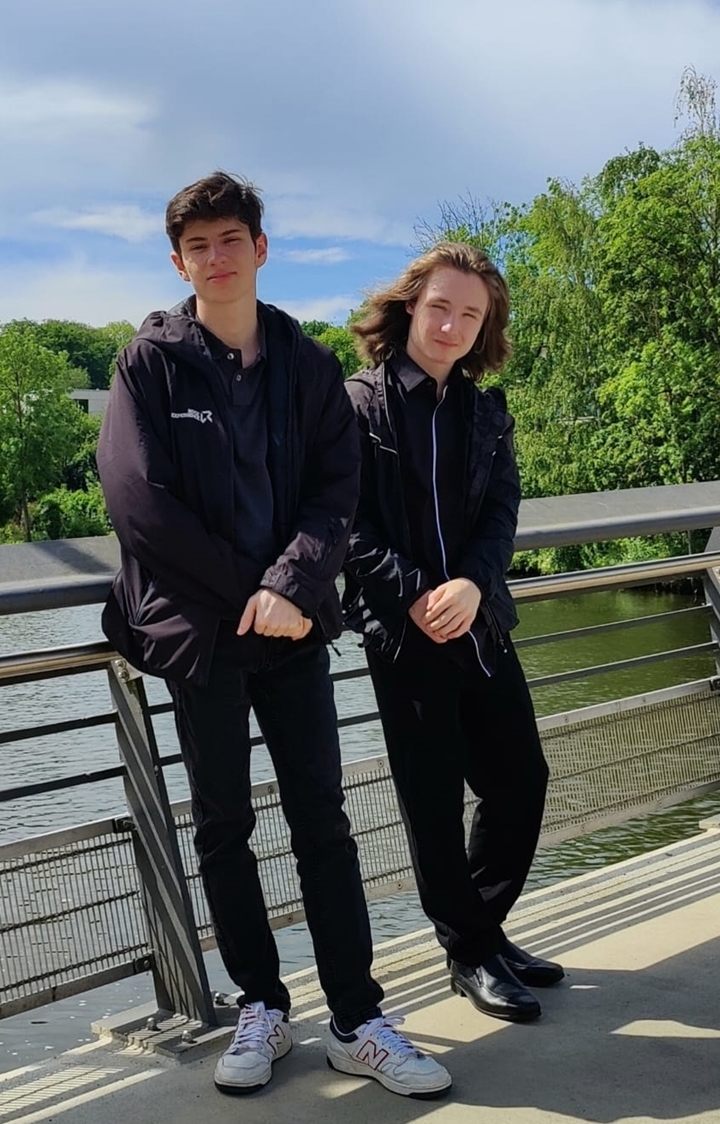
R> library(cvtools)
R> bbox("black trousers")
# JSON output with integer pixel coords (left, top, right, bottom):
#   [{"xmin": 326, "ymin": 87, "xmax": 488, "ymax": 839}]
[
  {"xmin": 367, "ymin": 631, "xmax": 549, "ymax": 966},
  {"xmin": 169, "ymin": 633, "xmax": 384, "ymax": 1027}
]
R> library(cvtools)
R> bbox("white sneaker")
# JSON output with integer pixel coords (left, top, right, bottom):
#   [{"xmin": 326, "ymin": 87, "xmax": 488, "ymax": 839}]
[
  {"xmin": 327, "ymin": 1014, "xmax": 452, "ymax": 1098},
  {"xmin": 214, "ymin": 1001, "xmax": 292, "ymax": 1093}
]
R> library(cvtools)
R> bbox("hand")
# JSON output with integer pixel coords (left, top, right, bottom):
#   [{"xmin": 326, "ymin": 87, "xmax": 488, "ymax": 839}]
[
  {"xmin": 408, "ymin": 590, "xmax": 447, "ymax": 643},
  {"xmin": 424, "ymin": 578, "xmax": 481, "ymax": 641},
  {"xmin": 237, "ymin": 590, "xmax": 313, "ymax": 641}
]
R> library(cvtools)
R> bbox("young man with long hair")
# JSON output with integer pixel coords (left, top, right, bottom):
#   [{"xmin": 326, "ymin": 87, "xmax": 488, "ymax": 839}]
[
  {"xmin": 344, "ymin": 243, "xmax": 563, "ymax": 1024},
  {"xmin": 97, "ymin": 173, "xmax": 451, "ymax": 1099}
]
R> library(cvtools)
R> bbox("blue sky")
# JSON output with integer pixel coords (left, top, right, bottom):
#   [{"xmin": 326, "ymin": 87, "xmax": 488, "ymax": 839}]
[{"xmin": 2, "ymin": 0, "xmax": 720, "ymax": 328}]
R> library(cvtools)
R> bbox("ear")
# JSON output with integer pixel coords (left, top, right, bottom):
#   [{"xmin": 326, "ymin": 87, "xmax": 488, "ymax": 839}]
[
  {"xmin": 405, "ymin": 300, "xmax": 416, "ymax": 316},
  {"xmin": 170, "ymin": 251, "xmax": 190, "ymax": 283},
  {"xmin": 255, "ymin": 232, "xmax": 269, "ymax": 269}
]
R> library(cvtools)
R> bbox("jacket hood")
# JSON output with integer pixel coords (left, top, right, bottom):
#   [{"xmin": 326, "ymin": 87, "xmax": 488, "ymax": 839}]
[{"xmin": 133, "ymin": 296, "xmax": 303, "ymax": 372}]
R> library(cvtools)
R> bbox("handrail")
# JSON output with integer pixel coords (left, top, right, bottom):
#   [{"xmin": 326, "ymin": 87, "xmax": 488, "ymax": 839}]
[
  {"xmin": 2, "ymin": 480, "xmax": 720, "ymax": 616},
  {"xmin": 0, "ymin": 641, "xmax": 114, "ymax": 683},
  {"xmin": 1, "ymin": 551, "xmax": 718, "ymax": 681},
  {"xmin": 511, "ymin": 551, "xmax": 720, "ymax": 602}
]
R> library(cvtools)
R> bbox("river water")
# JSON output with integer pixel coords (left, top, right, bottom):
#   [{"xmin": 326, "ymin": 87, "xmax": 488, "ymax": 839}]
[{"xmin": 2, "ymin": 588, "xmax": 719, "ymax": 1069}]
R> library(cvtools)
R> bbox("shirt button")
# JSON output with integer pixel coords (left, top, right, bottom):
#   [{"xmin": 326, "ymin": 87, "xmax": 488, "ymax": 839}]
[
  {"xmin": 227, "ymin": 352, "xmax": 235, "ymax": 360},
  {"xmin": 235, "ymin": 373, "xmax": 243, "ymax": 382}
]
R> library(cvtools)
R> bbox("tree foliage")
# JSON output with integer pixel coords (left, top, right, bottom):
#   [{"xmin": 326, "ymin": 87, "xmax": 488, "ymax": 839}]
[
  {"xmin": 33, "ymin": 482, "xmax": 112, "ymax": 540},
  {"xmin": 15, "ymin": 318, "xmax": 135, "ymax": 389},
  {"xmin": 301, "ymin": 321, "xmax": 362, "ymax": 378},
  {"xmin": 0, "ymin": 323, "xmax": 89, "ymax": 539}
]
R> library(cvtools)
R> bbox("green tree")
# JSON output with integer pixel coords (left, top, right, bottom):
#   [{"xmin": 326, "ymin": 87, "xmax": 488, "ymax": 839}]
[
  {"xmin": 300, "ymin": 319, "xmax": 332, "ymax": 339},
  {"xmin": 63, "ymin": 413, "xmax": 103, "ymax": 491},
  {"xmin": 33, "ymin": 482, "xmax": 112, "ymax": 540},
  {"xmin": 315, "ymin": 325, "xmax": 362, "ymax": 378},
  {"xmin": 593, "ymin": 134, "xmax": 720, "ymax": 487},
  {"xmin": 16, "ymin": 319, "xmax": 134, "ymax": 389},
  {"xmin": 301, "ymin": 320, "xmax": 362, "ymax": 377},
  {"xmin": 0, "ymin": 323, "xmax": 87, "ymax": 540},
  {"xmin": 100, "ymin": 321, "xmax": 136, "ymax": 382}
]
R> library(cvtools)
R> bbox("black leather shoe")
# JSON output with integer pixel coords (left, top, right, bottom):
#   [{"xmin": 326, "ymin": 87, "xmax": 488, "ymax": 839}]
[
  {"xmin": 499, "ymin": 936, "xmax": 565, "ymax": 987},
  {"xmin": 449, "ymin": 955, "xmax": 541, "ymax": 1022}
]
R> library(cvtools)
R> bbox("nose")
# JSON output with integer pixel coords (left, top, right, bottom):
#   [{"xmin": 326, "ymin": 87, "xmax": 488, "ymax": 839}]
[{"xmin": 206, "ymin": 241, "xmax": 226, "ymax": 264}]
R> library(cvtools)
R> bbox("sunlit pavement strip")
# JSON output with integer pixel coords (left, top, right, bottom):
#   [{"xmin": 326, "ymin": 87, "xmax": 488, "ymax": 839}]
[{"xmin": 1, "ymin": 824, "xmax": 720, "ymax": 1124}]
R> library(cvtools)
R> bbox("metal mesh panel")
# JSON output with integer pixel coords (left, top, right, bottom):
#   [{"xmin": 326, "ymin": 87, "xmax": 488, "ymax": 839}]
[
  {"xmin": 540, "ymin": 688, "xmax": 720, "ymax": 836},
  {"xmin": 342, "ymin": 760, "xmax": 412, "ymax": 892},
  {"xmin": 3, "ymin": 683, "xmax": 720, "ymax": 1016},
  {"xmin": 0, "ymin": 828, "xmax": 145, "ymax": 1012},
  {"xmin": 170, "ymin": 760, "xmax": 412, "ymax": 941}
]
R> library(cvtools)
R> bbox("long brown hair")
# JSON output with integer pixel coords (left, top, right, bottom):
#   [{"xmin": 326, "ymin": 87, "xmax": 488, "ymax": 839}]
[{"xmin": 351, "ymin": 242, "xmax": 510, "ymax": 380}]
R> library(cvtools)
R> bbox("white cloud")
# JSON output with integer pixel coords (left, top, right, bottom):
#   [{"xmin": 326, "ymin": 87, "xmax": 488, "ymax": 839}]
[
  {"xmin": 280, "ymin": 296, "xmax": 356, "ymax": 323},
  {"xmin": 281, "ymin": 247, "xmax": 351, "ymax": 265},
  {"xmin": 0, "ymin": 259, "xmax": 185, "ymax": 327},
  {"xmin": 0, "ymin": 79, "xmax": 151, "ymax": 132},
  {"xmin": 32, "ymin": 205, "xmax": 163, "ymax": 243},
  {"xmin": 268, "ymin": 197, "xmax": 411, "ymax": 245},
  {"xmin": 0, "ymin": 76, "xmax": 158, "ymax": 205}
]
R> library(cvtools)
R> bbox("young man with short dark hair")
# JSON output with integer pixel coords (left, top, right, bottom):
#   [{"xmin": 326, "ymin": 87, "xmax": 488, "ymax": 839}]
[
  {"xmin": 344, "ymin": 243, "xmax": 563, "ymax": 1025},
  {"xmin": 97, "ymin": 172, "xmax": 451, "ymax": 1099}
]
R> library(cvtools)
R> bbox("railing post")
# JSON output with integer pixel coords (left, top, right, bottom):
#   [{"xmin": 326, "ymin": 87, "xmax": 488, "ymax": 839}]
[
  {"xmin": 107, "ymin": 658, "xmax": 217, "ymax": 1026},
  {"xmin": 703, "ymin": 528, "xmax": 720, "ymax": 679}
]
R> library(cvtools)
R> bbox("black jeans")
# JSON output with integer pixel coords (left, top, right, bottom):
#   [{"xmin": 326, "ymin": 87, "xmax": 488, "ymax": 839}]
[
  {"xmin": 367, "ymin": 631, "xmax": 549, "ymax": 966},
  {"xmin": 169, "ymin": 633, "xmax": 383, "ymax": 1027}
]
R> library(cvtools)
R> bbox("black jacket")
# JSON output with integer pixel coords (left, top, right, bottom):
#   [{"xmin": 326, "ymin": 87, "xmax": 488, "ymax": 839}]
[
  {"xmin": 97, "ymin": 299, "xmax": 360, "ymax": 685},
  {"xmin": 342, "ymin": 363, "xmax": 520, "ymax": 664}
]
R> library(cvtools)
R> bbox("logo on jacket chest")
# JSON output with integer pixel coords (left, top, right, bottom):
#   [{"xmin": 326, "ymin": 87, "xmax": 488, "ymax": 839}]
[{"xmin": 170, "ymin": 408, "xmax": 213, "ymax": 424}]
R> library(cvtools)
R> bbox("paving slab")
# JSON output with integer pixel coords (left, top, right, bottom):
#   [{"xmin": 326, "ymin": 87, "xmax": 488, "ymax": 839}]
[{"xmin": 2, "ymin": 827, "xmax": 720, "ymax": 1124}]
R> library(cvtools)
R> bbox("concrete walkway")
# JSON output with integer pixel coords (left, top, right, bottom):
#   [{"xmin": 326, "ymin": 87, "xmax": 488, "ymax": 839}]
[{"xmin": 2, "ymin": 824, "xmax": 720, "ymax": 1124}]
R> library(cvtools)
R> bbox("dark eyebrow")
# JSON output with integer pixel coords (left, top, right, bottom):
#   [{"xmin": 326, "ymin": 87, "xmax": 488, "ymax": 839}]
[
  {"xmin": 430, "ymin": 297, "xmax": 483, "ymax": 315},
  {"xmin": 185, "ymin": 226, "xmax": 244, "ymax": 245}
]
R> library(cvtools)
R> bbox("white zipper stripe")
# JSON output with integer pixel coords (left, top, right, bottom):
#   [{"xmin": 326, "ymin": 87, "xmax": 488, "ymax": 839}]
[
  {"xmin": 431, "ymin": 387, "xmax": 490, "ymax": 677},
  {"xmin": 431, "ymin": 389, "xmax": 450, "ymax": 582}
]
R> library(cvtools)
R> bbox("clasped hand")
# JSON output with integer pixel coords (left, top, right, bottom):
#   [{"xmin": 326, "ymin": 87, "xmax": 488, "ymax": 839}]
[
  {"xmin": 238, "ymin": 590, "xmax": 312, "ymax": 641},
  {"xmin": 409, "ymin": 578, "xmax": 481, "ymax": 643}
]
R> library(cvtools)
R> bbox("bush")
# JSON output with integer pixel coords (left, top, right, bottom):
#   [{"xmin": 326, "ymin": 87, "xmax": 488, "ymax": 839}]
[
  {"xmin": 0, "ymin": 521, "xmax": 26, "ymax": 543},
  {"xmin": 32, "ymin": 483, "xmax": 112, "ymax": 540}
]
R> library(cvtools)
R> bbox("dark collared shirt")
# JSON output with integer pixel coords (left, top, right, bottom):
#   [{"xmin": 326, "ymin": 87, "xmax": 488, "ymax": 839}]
[
  {"xmin": 200, "ymin": 319, "xmax": 277, "ymax": 569},
  {"xmin": 390, "ymin": 351, "xmax": 468, "ymax": 588}
]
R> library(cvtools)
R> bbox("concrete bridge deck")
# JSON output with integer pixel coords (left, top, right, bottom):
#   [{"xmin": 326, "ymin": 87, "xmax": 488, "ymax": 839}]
[{"xmin": 2, "ymin": 822, "xmax": 720, "ymax": 1124}]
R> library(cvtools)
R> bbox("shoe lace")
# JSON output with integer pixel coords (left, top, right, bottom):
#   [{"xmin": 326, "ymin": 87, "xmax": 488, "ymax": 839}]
[
  {"xmin": 228, "ymin": 1001, "xmax": 270, "ymax": 1054},
  {"xmin": 359, "ymin": 1015, "xmax": 421, "ymax": 1059}
]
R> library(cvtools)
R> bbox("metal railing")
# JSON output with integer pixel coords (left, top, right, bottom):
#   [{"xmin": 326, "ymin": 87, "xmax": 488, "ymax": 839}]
[{"xmin": 3, "ymin": 481, "xmax": 720, "ymax": 1025}]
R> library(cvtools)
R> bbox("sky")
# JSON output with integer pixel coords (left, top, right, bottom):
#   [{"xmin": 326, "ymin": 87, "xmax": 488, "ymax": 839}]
[{"xmin": 2, "ymin": 0, "xmax": 720, "ymax": 328}]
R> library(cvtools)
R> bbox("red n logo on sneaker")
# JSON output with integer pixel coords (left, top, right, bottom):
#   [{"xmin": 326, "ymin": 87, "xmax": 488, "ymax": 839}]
[
  {"xmin": 267, "ymin": 1024, "xmax": 286, "ymax": 1051},
  {"xmin": 356, "ymin": 1041, "xmax": 390, "ymax": 1070}
]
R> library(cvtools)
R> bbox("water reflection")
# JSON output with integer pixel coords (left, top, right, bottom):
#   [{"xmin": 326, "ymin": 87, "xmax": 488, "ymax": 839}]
[{"xmin": 0, "ymin": 588, "xmax": 714, "ymax": 843}]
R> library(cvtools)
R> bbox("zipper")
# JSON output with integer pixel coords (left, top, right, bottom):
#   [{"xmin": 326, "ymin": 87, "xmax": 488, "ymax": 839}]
[
  {"xmin": 431, "ymin": 387, "xmax": 490, "ymax": 677},
  {"xmin": 431, "ymin": 388, "xmax": 451, "ymax": 582}
]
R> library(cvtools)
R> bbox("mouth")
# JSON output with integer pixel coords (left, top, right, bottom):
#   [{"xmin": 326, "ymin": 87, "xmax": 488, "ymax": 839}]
[{"xmin": 207, "ymin": 271, "xmax": 236, "ymax": 282}]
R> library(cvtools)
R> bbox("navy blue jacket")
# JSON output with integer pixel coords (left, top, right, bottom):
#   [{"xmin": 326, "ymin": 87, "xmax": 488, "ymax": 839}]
[
  {"xmin": 97, "ymin": 300, "xmax": 359, "ymax": 684},
  {"xmin": 342, "ymin": 363, "xmax": 520, "ymax": 665}
]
